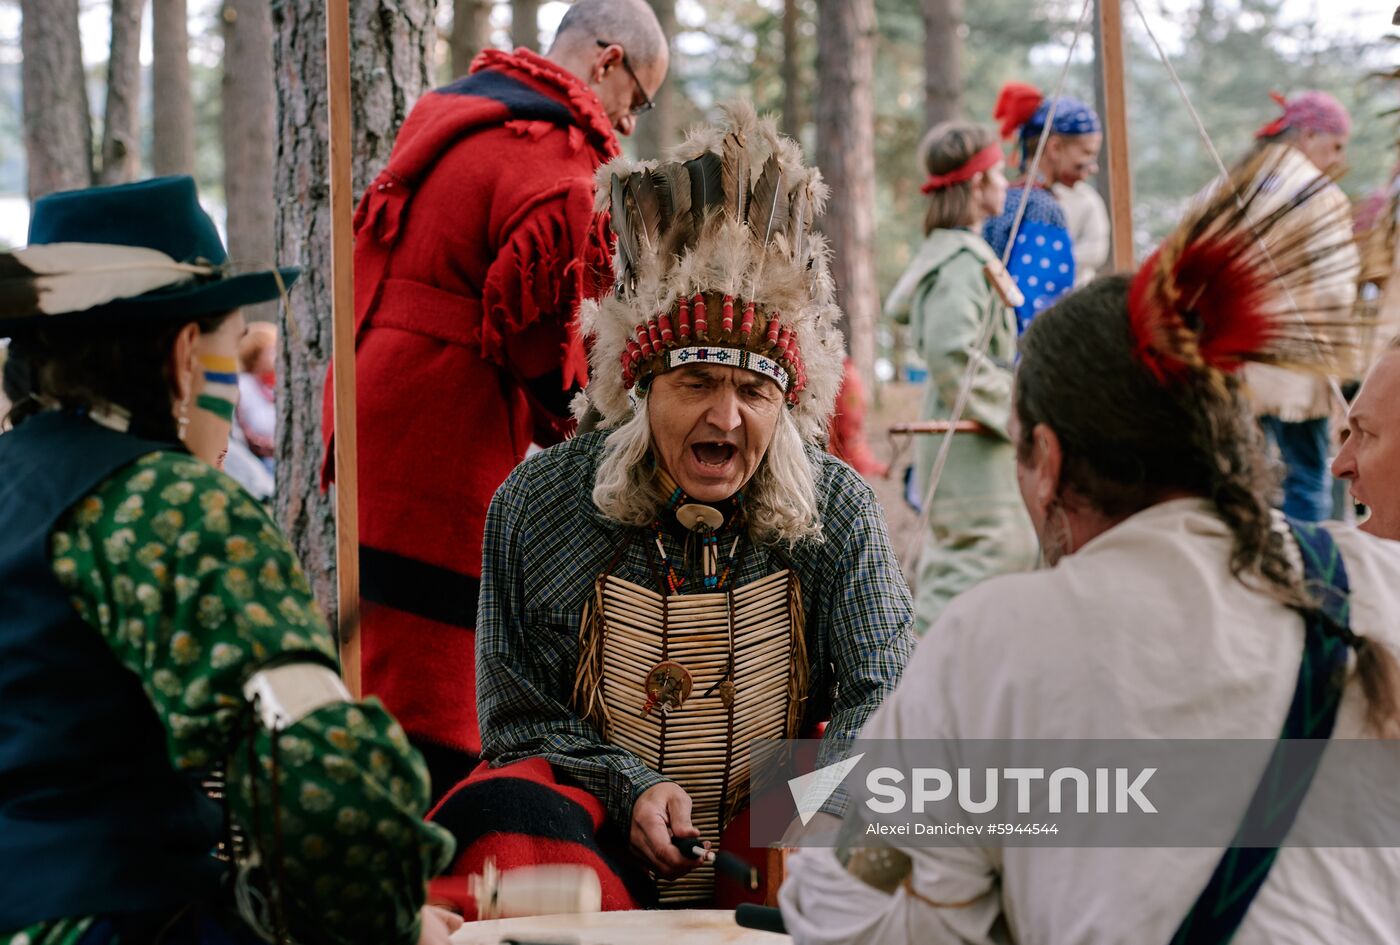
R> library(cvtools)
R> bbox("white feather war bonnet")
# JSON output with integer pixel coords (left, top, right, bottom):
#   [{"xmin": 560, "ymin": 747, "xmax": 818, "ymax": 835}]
[{"xmin": 577, "ymin": 102, "xmax": 845, "ymax": 441}]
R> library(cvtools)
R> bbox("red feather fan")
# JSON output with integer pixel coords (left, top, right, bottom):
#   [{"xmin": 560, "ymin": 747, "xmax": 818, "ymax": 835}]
[
  {"xmin": 1128, "ymin": 238, "xmax": 1276, "ymax": 384},
  {"xmin": 1126, "ymin": 146, "xmax": 1360, "ymax": 388}
]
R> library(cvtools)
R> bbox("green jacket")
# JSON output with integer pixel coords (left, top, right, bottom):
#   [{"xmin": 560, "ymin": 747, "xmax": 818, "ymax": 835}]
[
  {"xmin": 886, "ymin": 228, "xmax": 1022, "ymax": 507},
  {"xmin": 886, "ymin": 228, "xmax": 1036, "ymax": 633}
]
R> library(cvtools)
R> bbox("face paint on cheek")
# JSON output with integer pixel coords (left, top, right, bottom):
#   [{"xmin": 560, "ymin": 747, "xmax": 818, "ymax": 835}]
[{"xmin": 196, "ymin": 354, "xmax": 239, "ymax": 423}]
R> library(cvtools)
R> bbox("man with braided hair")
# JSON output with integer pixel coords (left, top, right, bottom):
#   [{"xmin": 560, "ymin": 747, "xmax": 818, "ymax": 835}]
[{"xmin": 781, "ymin": 149, "xmax": 1400, "ymax": 944}]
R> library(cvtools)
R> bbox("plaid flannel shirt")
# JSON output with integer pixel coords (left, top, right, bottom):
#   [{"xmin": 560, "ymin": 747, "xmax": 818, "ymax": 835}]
[{"xmin": 475, "ymin": 431, "xmax": 913, "ymax": 830}]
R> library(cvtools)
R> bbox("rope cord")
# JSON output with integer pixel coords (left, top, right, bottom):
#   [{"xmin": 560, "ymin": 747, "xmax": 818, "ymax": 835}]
[{"xmin": 904, "ymin": 0, "xmax": 1096, "ymax": 562}]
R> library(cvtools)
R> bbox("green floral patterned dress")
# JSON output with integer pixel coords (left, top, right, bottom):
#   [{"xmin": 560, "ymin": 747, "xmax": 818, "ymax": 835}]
[{"xmin": 1, "ymin": 451, "xmax": 454, "ymax": 945}]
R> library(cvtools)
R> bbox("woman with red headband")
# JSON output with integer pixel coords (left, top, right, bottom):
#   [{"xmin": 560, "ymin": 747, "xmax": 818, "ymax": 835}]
[{"xmin": 885, "ymin": 121, "xmax": 1037, "ymax": 634}]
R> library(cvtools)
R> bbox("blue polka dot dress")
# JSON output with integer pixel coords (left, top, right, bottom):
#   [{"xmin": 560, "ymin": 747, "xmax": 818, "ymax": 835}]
[{"xmin": 982, "ymin": 185, "xmax": 1076, "ymax": 333}]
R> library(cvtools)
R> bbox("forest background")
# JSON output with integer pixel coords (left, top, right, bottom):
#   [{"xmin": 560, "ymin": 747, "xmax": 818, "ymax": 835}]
[{"xmin": 4, "ymin": 0, "xmax": 1396, "ymax": 616}]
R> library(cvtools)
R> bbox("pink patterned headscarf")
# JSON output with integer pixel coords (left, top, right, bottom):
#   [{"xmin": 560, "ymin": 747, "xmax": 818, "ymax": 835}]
[{"xmin": 1255, "ymin": 90, "xmax": 1351, "ymax": 139}]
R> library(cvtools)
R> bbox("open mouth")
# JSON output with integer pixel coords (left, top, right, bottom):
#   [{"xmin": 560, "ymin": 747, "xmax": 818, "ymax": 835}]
[{"xmin": 691, "ymin": 441, "xmax": 737, "ymax": 469}]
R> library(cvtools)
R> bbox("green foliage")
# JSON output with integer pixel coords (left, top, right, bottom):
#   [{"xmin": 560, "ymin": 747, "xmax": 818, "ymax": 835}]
[{"xmin": 667, "ymin": 0, "xmax": 1399, "ymax": 301}]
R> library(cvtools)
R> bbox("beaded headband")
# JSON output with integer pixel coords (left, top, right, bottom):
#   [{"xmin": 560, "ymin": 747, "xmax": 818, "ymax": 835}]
[{"xmin": 621, "ymin": 290, "xmax": 804, "ymax": 404}]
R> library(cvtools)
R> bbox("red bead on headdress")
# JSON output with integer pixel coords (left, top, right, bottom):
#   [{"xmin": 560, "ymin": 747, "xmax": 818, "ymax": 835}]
[
  {"xmin": 739, "ymin": 300, "xmax": 756, "ymax": 340},
  {"xmin": 677, "ymin": 295, "xmax": 692, "ymax": 341}
]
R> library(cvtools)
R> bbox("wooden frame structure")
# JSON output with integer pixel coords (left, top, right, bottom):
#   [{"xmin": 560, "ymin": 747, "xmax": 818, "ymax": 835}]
[
  {"xmin": 1098, "ymin": 0, "xmax": 1135, "ymax": 271},
  {"xmin": 325, "ymin": 0, "xmax": 360, "ymax": 696}
]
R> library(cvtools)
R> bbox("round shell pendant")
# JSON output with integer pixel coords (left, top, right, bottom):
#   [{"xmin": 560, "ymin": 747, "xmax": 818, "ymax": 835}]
[{"xmin": 675, "ymin": 503, "xmax": 725, "ymax": 532}]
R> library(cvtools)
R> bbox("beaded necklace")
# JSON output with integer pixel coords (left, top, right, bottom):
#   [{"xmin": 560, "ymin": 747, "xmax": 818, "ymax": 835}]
[{"xmin": 652, "ymin": 468, "xmax": 745, "ymax": 592}]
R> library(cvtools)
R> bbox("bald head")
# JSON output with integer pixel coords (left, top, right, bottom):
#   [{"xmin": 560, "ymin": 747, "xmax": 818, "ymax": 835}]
[
  {"xmin": 548, "ymin": 0, "xmax": 668, "ymax": 137},
  {"xmin": 551, "ymin": 0, "xmax": 667, "ymax": 68}
]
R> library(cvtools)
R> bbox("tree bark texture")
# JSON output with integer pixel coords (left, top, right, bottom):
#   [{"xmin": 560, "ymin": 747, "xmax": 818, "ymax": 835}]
[
  {"xmin": 153, "ymin": 0, "xmax": 196, "ymax": 176},
  {"xmin": 100, "ymin": 0, "xmax": 145, "ymax": 184},
  {"xmin": 272, "ymin": 0, "xmax": 435, "ymax": 624},
  {"xmin": 631, "ymin": 0, "xmax": 676, "ymax": 159},
  {"xmin": 814, "ymin": 0, "xmax": 877, "ymax": 387},
  {"xmin": 20, "ymin": 0, "xmax": 91, "ymax": 201},
  {"xmin": 222, "ymin": 0, "xmax": 277, "ymax": 321},
  {"xmin": 511, "ymin": 0, "xmax": 540, "ymax": 52},
  {"xmin": 922, "ymin": 0, "xmax": 963, "ymax": 131},
  {"xmin": 781, "ymin": 0, "xmax": 802, "ymax": 139},
  {"xmin": 451, "ymin": 0, "xmax": 495, "ymax": 78}
]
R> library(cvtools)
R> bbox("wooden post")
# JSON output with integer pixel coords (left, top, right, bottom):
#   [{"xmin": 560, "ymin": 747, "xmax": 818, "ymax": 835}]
[
  {"xmin": 325, "ymin": 0, "xmax": 361, "ymax": 697},
  {"xmin": 1097, "ymin": 0, "xmax": 1134, "ymax": 271}
]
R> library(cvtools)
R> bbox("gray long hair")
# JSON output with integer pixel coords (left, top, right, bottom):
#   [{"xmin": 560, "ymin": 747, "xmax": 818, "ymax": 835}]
[{"xmin": 591, "ymin": 399, "xmax": 823, "ymax": 545}]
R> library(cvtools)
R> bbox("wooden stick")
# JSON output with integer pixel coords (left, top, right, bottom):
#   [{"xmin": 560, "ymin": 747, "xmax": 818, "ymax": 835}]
[
  {"xmin": 1098, "ymin": 0, "xmax": 1135, "ymax": 271},
  {"xmin": 325, "ymin": 0, "xmax": 359, "ymax": 697},
  {"xmin": 887, "ymin": 420, "xmax": 987, "ymax": 436}
]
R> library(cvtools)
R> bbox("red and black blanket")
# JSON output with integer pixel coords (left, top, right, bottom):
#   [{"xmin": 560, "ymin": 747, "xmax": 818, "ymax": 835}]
[{"xmin": 427, "ymin": 759, "xmax": 770, "ymax": 918}]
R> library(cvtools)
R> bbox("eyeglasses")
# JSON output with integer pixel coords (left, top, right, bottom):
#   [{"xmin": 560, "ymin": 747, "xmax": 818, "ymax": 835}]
[{"xmin": 596, "ymin": 39, "xmax": 655, "ymax": 117}]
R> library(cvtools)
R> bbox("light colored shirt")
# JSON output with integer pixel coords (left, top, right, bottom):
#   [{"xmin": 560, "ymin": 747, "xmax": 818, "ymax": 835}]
[
  {"xmin": 1052, "ymin": 181, "xmax": 1110, "ymax": 286},
  {"xmin": 782, "ymin": 499, "xmax": 1400, "ymax": 945}
]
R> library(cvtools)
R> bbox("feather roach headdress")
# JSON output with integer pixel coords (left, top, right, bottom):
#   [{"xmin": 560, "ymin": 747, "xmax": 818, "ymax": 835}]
[
  {"xmin": 1128, "ymin": 144, "xmax": 1361, "ymax": 387},
  {"xmin": 577, "ymin": 102, "xmax": 845, "ymax": 441}
]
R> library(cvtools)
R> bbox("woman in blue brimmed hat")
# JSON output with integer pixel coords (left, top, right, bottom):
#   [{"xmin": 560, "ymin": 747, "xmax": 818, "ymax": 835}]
[{"xmin": 0, "ymin": 177, "xmax": 459, "ymax": 945}]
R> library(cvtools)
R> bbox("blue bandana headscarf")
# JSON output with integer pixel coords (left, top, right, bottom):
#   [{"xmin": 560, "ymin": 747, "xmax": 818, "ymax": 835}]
[
  {"xmin": 995, "ymin": 83, "xmax": 1101, "ymax": 161},
  {"xmin": 1024, "ymin": 95, "xmax": 1100, "ymax": 141},
  {"xmin": 1020, "ymin": 96, "xmax": 1101, "ymax": 163}
]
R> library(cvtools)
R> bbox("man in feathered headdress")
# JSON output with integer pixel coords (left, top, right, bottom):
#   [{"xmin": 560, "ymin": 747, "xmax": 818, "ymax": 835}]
[
  {"xmin": 425, "ymin": 104, "xmax": 913, "ymax": 915},
  {"xmin": 983, "ymin": 82, "xmax": 1103, "ymax": 331},
  {"xmin": 320, "ymin": 0, "xmax": 667, "ymax": 799},
  {"xmin": 1239, "ymin": 90, "xmax": 1359, "ymax": 522}
]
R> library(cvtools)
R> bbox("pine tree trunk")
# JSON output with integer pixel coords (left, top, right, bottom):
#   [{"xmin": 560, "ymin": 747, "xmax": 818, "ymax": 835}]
[
  {"xmin": 781, "ymin": 0, "xmax": 802, "ymax": 139},
  {"xmin": 814, "ymin": 0, "xmax": 877, "ymax": 388},
  {"xmin": 511, "ymin": 0, "xmax": 539, "ymax": 52},
  {"xmin": 222, "ymin": 0, "xmax": 277, "ymax": 321},
  {"xmin": 100, "ymin": 0, "xmax": 144, "ymax": 184},
  {"xmin": 153, "ymin": 0, "xmax": 195, "ymax": 176},
  {"xmin": 272, "ymin": 0, "xmax": 436, "ymax": 623},
  {"xmin": 922, "ymin": 0, "xmax": 963, "ymax": 130},
  {"xmin": 20, "ymin": 0, "xmax": 91, "ymax": 201},
  {"xmin": 451, "ymin": 0, "xmax": 495, "ymax": 78},
  {"xmin": 632, "ymin": 0, "xmax": 676, "ymax": 159}
]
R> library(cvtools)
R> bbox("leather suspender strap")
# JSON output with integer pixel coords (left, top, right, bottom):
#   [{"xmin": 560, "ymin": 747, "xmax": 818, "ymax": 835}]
[{"xmin": 1170, "ymin": 521, "xmax": 1353, "ymax": 945}]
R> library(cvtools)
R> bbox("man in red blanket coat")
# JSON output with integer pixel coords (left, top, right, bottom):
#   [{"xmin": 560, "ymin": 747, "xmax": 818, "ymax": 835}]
[{"xmin": 322, "ymin": 0, "xmax": 668, "ymax": 799}]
